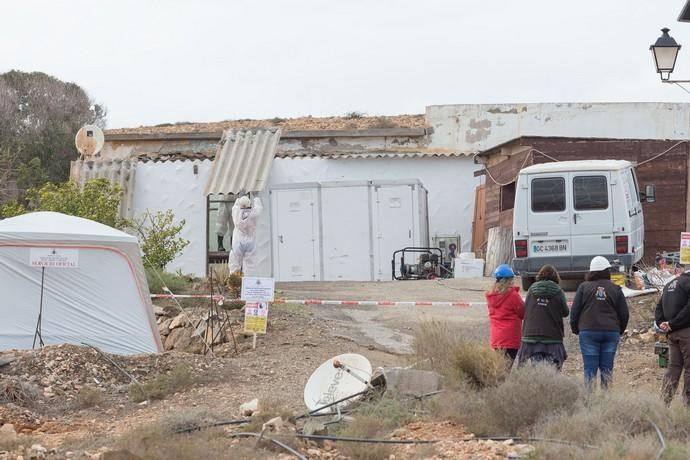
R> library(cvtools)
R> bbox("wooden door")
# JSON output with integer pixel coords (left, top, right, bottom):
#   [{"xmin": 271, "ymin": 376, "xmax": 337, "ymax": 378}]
[{"xmin": 472, "ymin": 184, "xmax": 487, "ymax": 256}]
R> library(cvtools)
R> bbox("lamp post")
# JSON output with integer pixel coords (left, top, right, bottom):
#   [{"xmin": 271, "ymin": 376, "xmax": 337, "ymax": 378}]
[{"xmin": 651, "ymin": 28, "xmax": 690, "ymax": 83}]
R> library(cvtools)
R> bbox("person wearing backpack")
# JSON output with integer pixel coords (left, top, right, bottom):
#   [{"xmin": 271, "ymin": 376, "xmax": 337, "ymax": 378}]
[
  {"xmin": 570, "ymin": 256, "xmax": 629, "ymax": 389},
  {"xmin": 517, "ymin": 264, "xmax": 569, "ymax": 369},
  {"xmin": 486, "ymin": 264, "xmax": 525, "ymax": 364},
  {"xmin": 656, "ymin": 270, "xmax": 690, "ymax": 406}
]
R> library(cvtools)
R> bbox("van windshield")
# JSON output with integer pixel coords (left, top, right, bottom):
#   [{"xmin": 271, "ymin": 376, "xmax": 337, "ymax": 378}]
[{"xmin": 531, "ymin": 177, "xmax": 565, "ymax": 212}]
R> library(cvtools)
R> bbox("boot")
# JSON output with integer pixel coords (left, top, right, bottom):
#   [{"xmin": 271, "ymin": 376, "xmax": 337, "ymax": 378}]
[{"xmin": 217, "ymin": 235, "xmax": 226, "ymax": 252}]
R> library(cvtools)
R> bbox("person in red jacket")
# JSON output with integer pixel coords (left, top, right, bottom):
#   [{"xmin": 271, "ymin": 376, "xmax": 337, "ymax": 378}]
[{"xmin": 486, "ymin": 264, "xmax": 525, "ymax": 363}]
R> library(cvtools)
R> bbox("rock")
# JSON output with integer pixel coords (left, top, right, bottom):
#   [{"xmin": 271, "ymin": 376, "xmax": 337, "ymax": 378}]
[
  {"xmin": 29, "ymin": 444, "xmax": 47, "ymax": 460},
  {"xmin": 240, "ymin": 398, "xmax": 259, "ymax": 416},
  {"xmin": 302, "ymin": 420, "xmax": 328, "ymax": 436},
  {"xmin": 262, "ymin": 416, "xmax": 288, "ymax": 433},
  {"xmin": 164, "ymin": 327, "xmax": 188, "ymax": 350},
  {"xmin": 99, "ymin": 450, "xmax": 142, "ymax": 460},
  {"xmin": 640, "ymin": 331, "xmax": 657, "ymax": 344},
  {"xmin": 168, "ymin": 314, "xmax": 186, "ymax": 330},
  {"xmin": 158, "ymin": 319, "xmax": 173, "ymax": 337},
  {"xmin": 153, "ymin": 306, "xmax": 165, "ymax": 316},
  {"xmin": 0, "ymin": 424, "xmax": 17, "ymax": 444},
  {"xmin": 374, "ymin": 368, "xmax": 442, "ymax": 397}
]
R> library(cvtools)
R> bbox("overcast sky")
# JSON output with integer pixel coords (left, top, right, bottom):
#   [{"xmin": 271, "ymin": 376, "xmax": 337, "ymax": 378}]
[{"xmin": 2, "ymin": 1, "xmax": 689, "ymax": 128}]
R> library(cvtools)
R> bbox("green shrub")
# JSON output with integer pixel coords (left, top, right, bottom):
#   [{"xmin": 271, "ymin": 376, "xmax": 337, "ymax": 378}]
[
  {"xmin": 131, "ymin": 210, "xmax": 189, "ymax": 270},
  {"xmin": 146, "ymin": 267, "xmax": 195, "ymax": 294}
]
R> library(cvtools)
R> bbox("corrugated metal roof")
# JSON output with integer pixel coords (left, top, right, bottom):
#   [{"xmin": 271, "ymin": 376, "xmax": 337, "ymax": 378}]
[
  {"xmin": 204, "ymin": 129, "xmax": 281, "ymax": 195},
  {"xmin": 274, "ymin": 149, "xmax": 469, "ymax": 159},
  {"xmin": 69, "ymin": 158, "xmax": 137, "ymax": 219}
]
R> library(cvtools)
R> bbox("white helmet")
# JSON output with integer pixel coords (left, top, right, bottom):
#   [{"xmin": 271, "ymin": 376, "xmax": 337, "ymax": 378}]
[
  {"xmin": 236, "ymin": 196, "xmax": 251, "ymax": 208},
  {"xmin": 589, "ymin": 256, "xmax": 611, "ymax": 272}
]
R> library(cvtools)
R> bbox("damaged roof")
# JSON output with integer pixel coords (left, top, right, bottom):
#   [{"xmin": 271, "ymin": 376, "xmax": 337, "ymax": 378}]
[{"xmin": 105, "ymin": 114, "xmax": 427, "ymax": 135}]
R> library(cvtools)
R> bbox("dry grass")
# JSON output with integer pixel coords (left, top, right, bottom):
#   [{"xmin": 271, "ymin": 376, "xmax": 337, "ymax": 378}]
[
  {"xmin": 0, "ymin": 379, "xmax": 41, "ymax": 407},
  {"xmin": 413, "ymin": 320, "xmax": 508, "ymax": 388},
  {"xmin": 111, "ymin": 411, "xmax": 265, "ymax": 460},
  {"xmin": 129, "ymin": 365, "xmax": 196, "ymax": 402},
  {"xmin": 336, "ymin": 416, "xmax": 394, "ymax": 460},
  {"xmin": 75, "ymin": 385, "xmax": 103, "ymax": 409},
  {"xmin": 434, "ymin": 364, "xmax": 581, "ymax": 437}
]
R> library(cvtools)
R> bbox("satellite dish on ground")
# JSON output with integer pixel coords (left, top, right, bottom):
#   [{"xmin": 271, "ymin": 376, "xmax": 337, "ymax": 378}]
[
  {"xmin": 303, "ymin": 353, "xmax": 372, "ymax": 414},
  {"xmin": 75, "ymin": 125, "xmax": 105, "ymax": 157}
]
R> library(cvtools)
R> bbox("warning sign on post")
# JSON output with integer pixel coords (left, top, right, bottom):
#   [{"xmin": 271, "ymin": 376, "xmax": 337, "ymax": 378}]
[
  {"xmin": 241, "ymin": 277, "xmax": 275, "ymax": 302},
  {"xmin": 29, "ymin": 248, "xmax": 79, "ymax": 268},
  {"xmin": 244, "ymin": 302, "xmax": 269, "ymax": 334},
  {"xmin": 681, "ymin": 233, "xmax": 690, "ymax": 265}
]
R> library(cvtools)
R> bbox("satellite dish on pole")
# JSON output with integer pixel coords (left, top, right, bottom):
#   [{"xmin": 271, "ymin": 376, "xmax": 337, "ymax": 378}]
[
  {"xmin": 75, "ymin": 125, "xmax": 105, "ymax": 157},
  {"xmin": 303, "ymin": 353, "xmax": 372, "ymax": 414}
]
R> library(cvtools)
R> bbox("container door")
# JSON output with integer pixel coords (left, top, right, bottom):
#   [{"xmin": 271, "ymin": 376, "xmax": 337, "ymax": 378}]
[
  {"xmin": 526, "ymin": 174, "xmax": 571, "ymax": 260},
  {"xmin": 272, "ymin": 189, "xmax": 320, "ymax": 281},
  {"xmin": 321, "ymin": 186, "xmax": 372, "ymax": 281},
  {"xmin": 570, "ymin": 171, "xmax": 613, "ymax": 257},
  {"xmin": 373, "ymin": 185, "xmax": 415, "ymax": 280}
]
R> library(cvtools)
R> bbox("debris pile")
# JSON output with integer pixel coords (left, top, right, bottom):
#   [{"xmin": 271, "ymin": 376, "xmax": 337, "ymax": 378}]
[
  {"xmin": 155, "ymin": 306, "xmax": 242, "ymax": 354},
  {"xmin": 0, "ymin": 344, "xmax": 224, "ymax": 412}
]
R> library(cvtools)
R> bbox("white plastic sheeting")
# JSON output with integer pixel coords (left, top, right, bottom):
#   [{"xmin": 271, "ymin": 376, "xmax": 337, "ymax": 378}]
[
  {"xmin": 132, "ymin": 160, "xmax": 213, "ymax": 275},
  {"xmin": 0, "ymin": 212, "xmax": 162, "ymax": 355}
]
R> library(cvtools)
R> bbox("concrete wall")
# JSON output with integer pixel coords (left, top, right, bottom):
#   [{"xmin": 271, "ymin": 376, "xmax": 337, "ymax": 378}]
[{"xmin": 426, "ymin": 102, "xmax": 690, "ymax": 153}]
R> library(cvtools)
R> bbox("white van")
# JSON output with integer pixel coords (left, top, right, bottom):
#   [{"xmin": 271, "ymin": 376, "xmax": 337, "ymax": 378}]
[{"xmin": 512, "ymin": 160, "xmax": 655, "ymax": 290}]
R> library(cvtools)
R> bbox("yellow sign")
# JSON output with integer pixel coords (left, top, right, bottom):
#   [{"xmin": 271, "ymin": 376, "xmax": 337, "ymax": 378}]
[
  {"xmin": 244, "ymin": 302, "xmax": 268, "ymax": 334},
  {"xmin": 681, "ymin": 233, "xmax": 690, "ymax": 265}
]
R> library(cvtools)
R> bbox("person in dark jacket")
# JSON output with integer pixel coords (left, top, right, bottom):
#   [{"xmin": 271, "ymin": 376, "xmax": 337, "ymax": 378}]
[
  {"xmin": 486, "ymin": 264, "xmax": 525, "ymax": 364},
  {"xmin": 570, "ymin": 256, "xmax": 629, "ymax": 389},
  {"xmin": 516, "ymin": 265, "xmax": 569, "ymax": 369},
  {"xmin": 656, "ymin": 271, "xmax": 690, "ymax": 405}
]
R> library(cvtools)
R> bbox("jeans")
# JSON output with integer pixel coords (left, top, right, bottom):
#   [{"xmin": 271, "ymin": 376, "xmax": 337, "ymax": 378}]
[
  {"xmin": 661, "ymin": 327, "xmax": 690, "ymax": 406},
  {"xmin": 578, "ymin": 330, "xmax": 620, "ymax": 389}
]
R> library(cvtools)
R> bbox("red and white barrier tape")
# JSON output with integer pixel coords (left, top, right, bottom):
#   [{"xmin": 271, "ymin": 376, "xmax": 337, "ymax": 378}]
[
  {"xmin": 151, "ymin": 294, "xmax": 225, "ymax": 301},
  {"xmin": 274, "ymin": 299, "xmax": 477, "ymax": 307},
  {"xmin": 150, "ymin": 294, "xmax": 478, "ymax": 307}
]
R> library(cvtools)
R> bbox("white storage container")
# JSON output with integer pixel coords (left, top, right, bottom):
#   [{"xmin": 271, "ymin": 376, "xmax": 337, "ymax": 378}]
[
  {"xmin": 454, "ymin": 258, "xmax": 485, "ymax": 278},
  {"xmin": 270, "ymin": 180, "xmax": 429, "ymax": 281}
]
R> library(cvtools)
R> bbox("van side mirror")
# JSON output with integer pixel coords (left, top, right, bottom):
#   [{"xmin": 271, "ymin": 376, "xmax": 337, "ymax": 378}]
[{"xmin": 641, "ymin": 184, "xmax": 656, "ymax": 203}]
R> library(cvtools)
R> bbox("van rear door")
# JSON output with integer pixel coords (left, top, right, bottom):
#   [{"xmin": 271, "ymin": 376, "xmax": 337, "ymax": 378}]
[
  {"xmin": 526, "ymin": 174, "xmax": 570, "ymax": 264},
  {"xmin": 570, "ymin": 172, "xmax": 614, "ymax": 260}
]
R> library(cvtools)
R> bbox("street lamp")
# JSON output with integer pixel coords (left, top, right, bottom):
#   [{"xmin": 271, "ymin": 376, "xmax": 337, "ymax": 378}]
[{"xmin": 651, "ymin": 28, "xmax": 690, "ymax": 82}]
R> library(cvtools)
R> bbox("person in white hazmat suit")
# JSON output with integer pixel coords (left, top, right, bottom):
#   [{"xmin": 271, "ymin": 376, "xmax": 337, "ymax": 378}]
[
  {"xmin": 215, "ymin": 201, "xmax": 232, "ymax": 252},
  {"xmin": 227, "ymin": 195, "xmax": 263, "ymax": 273}
]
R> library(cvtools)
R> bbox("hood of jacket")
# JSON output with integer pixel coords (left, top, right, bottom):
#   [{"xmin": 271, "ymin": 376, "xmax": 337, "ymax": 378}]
[
  {"xmin": 528, "ymin": 280, "xmax": 562, "ymax": 298},
  {"xmin": 486, "ymin": 286, "xmax": 520, "ymax": 308}
]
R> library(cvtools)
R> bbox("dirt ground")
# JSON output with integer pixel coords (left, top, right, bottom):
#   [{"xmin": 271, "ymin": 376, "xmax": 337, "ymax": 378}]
[{"xmin": 0, "ymin": 277, "xmax": 666, "ymax": 458}]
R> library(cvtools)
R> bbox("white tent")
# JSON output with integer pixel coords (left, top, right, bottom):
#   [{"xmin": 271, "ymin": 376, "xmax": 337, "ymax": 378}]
[{"xmin": 0, "ymin": 212, "xmax": 163, "ymax": 355}]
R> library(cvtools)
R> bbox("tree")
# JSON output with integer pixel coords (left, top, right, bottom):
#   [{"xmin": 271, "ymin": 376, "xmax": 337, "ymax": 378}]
[
  {"xmin": 0, "ymin": 70, "xmax": 106, "ymax": 200},
  {"xmin": 26, "ymin": 178, "xmax": 123, "ymax": 228}
]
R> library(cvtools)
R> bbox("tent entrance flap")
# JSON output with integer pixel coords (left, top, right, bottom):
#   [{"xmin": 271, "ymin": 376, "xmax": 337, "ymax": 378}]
[{"xmin": 204, "ymin": 129, "xmax": 281, "ymax": 196}]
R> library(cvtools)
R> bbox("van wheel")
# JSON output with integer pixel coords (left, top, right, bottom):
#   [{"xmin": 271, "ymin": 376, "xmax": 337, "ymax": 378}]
[{"xmin": 521, "ymin": 276, "xmax": 535, "ymax": 291}]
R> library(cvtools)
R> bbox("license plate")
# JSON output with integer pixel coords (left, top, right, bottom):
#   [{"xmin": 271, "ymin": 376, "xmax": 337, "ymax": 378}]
[{"xmin": 532, "ymin": 241, "xmax": 568, "ymax": 255}]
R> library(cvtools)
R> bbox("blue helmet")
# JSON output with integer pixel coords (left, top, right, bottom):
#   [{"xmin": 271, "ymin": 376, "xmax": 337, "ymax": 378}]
[{"xmin": 494, "ymin": 264, "xmax": 515, "ymax": 279}]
